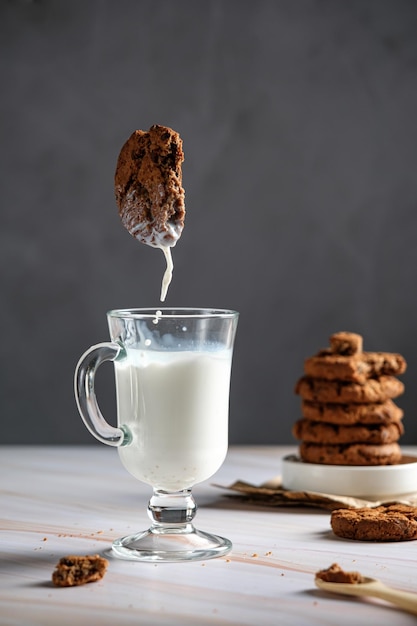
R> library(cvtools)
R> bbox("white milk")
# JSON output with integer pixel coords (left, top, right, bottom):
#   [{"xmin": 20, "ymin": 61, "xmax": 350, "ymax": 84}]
[
  {"xmin": 115, "ymin": 347, "xmax": 232, "ymax": 491},
  {"xmin": 158, "ymin": 245, "xmax": 173, "ymax": 302}
]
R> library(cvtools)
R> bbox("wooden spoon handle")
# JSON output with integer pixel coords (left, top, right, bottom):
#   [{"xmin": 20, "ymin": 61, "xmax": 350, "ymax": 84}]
[{"xmin": 370, "ymin": 583, "xmax": 417, "ymax": 616}]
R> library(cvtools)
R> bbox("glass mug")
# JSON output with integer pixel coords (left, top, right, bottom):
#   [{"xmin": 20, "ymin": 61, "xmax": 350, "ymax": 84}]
[{"xmin": 74, "ymin": 308, "xmax": 239, "ymax": 562}]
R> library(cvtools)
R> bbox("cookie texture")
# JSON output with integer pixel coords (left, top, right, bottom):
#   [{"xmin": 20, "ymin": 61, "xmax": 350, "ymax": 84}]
[
  {"xmin": 115, "ymin": 125, "xmax": 185, "ymax": 247},
  {"xmin": 304, "ymin": 352, "xmax": 406, "ymax": 384},
  {"xmin": 329, "ymin": 332, "xmax": 363, "ymax": 355},
  {"xmin": 295, "ymin": 375, "xmax": 404, "ymax": 404},
  {"xmin": 299, "ymin": 442, "xmax": 402, "ymax": 466},
  {"xmin": 293, "ymin": 419, "xmax": 403, "ymax": 445},
  {"xmin": 316, "ymin": 562, "xmax": 363, "ymax": 583},
  {"xmin": 52, "ymin": 555, "xmax": 108, "ymax": 587},
  {"xmin": 301, "ymin": 399, "xmax": 403, "ymax": 425},
  {"xmin": 331, "ymin": 505, "xmax": 417, "ymax": 541}
]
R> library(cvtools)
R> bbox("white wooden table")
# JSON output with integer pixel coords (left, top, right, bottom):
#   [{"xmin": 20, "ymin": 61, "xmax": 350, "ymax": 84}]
[{"xmin": 1, "ymin": 446, "xmax": 417, "ymax": 625}]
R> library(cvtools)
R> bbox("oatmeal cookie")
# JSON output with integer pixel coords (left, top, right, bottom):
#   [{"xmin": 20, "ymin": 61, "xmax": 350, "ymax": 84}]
[{"xmin": 331, "ymin": 505, "xmax": 417, "ymax": 541}]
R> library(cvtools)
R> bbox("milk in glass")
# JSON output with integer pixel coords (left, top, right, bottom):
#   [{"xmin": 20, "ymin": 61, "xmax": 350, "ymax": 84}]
[{"xmin": 115, "ymin": 347, "xmax": 232, "ymax": 491}]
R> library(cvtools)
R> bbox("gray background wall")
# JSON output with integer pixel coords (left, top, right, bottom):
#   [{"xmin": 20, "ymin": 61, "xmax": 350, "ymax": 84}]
[{"xmin": 2, "ymin": 0, "xmax": 417, "ymax": 446}]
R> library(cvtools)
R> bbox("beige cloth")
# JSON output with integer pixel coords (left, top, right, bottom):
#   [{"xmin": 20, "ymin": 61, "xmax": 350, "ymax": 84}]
[{"xmin": 216, "ymin": 476, "xmax": 417, "ymax": 511}]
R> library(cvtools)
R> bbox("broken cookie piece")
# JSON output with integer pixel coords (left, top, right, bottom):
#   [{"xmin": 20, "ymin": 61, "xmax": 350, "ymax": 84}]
[
  {"xmin": 316, "ymin": 562, "xmax": 363, "ymax": 584},
  {"xmin": 114, "ymin": 124, "xmax": 186, "ymax": 301},
  {"xmin": 329, "ymin": 332, "xmax": 363, "ymax": 356},
  {"xmin": 52, "ymin": 554, "xmax": 108, "ymax": 587},
  {"xmin": 115, "ymin": 124, "xmax": 185, "ymax": 248}
]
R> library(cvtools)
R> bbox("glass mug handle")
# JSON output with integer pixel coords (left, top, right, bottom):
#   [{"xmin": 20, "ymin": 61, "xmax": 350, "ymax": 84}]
[{"xmin": 74, "ymin": 342, "xmax": 131, "ymax": 446}]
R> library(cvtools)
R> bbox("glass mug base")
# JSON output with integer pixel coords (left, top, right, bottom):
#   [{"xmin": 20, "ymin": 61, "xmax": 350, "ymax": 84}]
[{"xmin": 111, "ymin": 525, "xmax": 232, "ymax": 563}]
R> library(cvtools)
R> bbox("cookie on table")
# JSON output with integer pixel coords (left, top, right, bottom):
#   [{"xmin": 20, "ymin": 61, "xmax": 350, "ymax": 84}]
[
  {"xmin": 331, "ymin": 505, "xmax": 417, "ymax": 541},
  {"xmin": 301, "ymin": 399, "xmax": 404, "ymax": 425},
  {"xmin": 295, "ymin": 375, "xmax": 404, "ymax": 404},
  {"xmin": 52, "ymin": 555, "xmax": 108, "ymax": 587},
  {"xmin": 299, "ymin": 441, "xmax": 402, "ymax": 465},
  {"xmin": 304, "ymin": 351, "xmax": 406, "ymax": 385},
  {"xmin": 293, "ymin": 419, "xmax": 403, "ymax": 445},
  {"xmin": 115, "ymin": 124, "xmax": 185, "ymax": 247}
]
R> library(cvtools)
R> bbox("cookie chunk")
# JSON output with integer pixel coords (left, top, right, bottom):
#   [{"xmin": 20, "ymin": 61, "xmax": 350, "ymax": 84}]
[
  {"xmin": 329, "ymin": 332, "xmax": 363, "ymax": 355},
  {"xmin": 293, "ymin": 419, "xmax": 403, "ymax": 445},
  {"xmin": 316, "ymin": 562, "xmax": 363, "ymax": 583},
  {"xmin": 52, "ymin": 555, "xmax": 108, "ymax": 587},
  {"xmin": 115, "ymin": 125, "xmax": 185, "ymax": 247},
  {"xmin": 331, "ymin": 505, "xmax": 417, "ymax": 541},
  {"xmin": 301, "ymin": 399, "xmax": 404, "ymax": 425},
  {"xmin": 299, "ymin": 442, "xmax": 402, "ymax": 465},
  {"xmin": 363, "ymin": 352, "xmax": 406, "ymax": 377},
  {"xmin": 295, "ymin": 376, "xmax": 404, "ymax": 404},
  {"xmin": 304, "ymin": 352, "xmax": 406, "ymax": 384}
]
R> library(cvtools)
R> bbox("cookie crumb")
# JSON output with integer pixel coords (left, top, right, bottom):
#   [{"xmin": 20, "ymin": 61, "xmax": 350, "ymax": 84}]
[{"xmin": 316, "ymin": 563, "xmax": 363, "ymax": 584}]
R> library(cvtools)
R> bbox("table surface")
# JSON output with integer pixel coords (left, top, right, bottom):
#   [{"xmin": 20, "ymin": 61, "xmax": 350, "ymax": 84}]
[{"xmin": 2, "ymin": 445, "xmax": 417, "ymax": 626}]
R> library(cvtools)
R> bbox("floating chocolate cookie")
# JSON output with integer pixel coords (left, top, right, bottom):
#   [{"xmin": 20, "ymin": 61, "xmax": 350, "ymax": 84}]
[{"xmin": 115, "ymin": 124, "xmax": 185, "ymax": 247}]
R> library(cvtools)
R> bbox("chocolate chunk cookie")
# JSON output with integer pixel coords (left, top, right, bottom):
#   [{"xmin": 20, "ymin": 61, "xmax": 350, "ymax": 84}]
[
  {"xmin": 295, "ymin": 376, "xmax": 404, "ymax": 404},
  {"xmin": 293, "ymin": 332, "xmax": 407, "ymax": 468},
  {"xmin": 331, "ymin": 505, "xmax": 417, "ymax": 541},
  {"xmin": 115, "ymin": 125, "xmax": 185, "ymax": 247},
  {"xmin": 304, "ymin": 352, "xmax": 406, "ymax": 384},
  {"xmin": 301, "ymin": 399, "xmax": 403, "ymax": 425},
  {"xmin": 299, "ymin": 442, "xmax": 402, "ymax": 465},
  {"xmin": 293, "ymin": 419, "xmax": 403, "ymax": 445}
]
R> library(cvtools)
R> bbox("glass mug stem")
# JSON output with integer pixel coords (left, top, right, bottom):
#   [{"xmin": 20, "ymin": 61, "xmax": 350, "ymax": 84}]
[{"xmin": 148, "ymin": 489, "xmax": 196, "ymax": 528}]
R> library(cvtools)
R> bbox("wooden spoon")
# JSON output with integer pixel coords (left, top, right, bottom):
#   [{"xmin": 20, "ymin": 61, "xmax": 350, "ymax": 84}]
[{"xmin": 315, "ymin": 576, "xmax": 417, "ymax": 616}]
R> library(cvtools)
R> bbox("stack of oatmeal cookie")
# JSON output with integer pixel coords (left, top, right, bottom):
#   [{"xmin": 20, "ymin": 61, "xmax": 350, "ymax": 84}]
[{"xmin": 293, "ymin": 332, "xmax": 407, "ymax": 465}]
